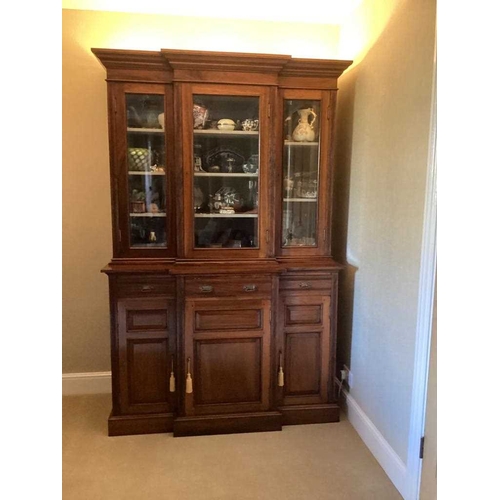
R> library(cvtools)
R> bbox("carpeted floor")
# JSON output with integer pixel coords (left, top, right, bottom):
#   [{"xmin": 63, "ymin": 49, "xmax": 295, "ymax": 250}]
[{"xmin": 63, "ymin": 394, "xmax": 402, "ymax": 499}]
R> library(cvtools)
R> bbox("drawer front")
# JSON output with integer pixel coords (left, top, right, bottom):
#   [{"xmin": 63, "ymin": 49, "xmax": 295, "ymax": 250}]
[
  {"xmin": 185, "ymin": 275, "xmax": 272, "ymax": 298},
  {"xmin": 115, "ymin": 276, "xmax": 175, "ymax": 298},
  {"xmin": 279, "ymin": 274, "xmax": 332, "ymax": 293}
]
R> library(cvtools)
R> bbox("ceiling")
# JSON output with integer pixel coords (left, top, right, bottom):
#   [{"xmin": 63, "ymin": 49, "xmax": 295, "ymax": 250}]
[{"xmin": 62, "ymin": 0, "xmax": 362, "ymax": 25}]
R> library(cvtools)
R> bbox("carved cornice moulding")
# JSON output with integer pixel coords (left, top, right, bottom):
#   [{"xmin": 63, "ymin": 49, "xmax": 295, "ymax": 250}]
[{"xmin": 92, "ymin": 48, "xmax": 352, "ymax": 85}]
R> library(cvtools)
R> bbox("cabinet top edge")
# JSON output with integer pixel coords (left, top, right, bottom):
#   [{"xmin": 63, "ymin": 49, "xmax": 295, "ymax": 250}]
[{"xmin": 91, "ymin": 48, "xmax": 352, "ymax": 79}]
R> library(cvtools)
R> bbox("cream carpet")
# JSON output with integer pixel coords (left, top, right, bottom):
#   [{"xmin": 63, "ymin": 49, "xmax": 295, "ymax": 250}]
[{"xmin": 63, "ymin": 394, "xmax": 402, "ymax": 499}]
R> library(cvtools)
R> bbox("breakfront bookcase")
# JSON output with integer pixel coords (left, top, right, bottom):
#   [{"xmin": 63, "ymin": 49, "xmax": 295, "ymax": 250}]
[{"xmin": 92, "ymin": 48, "xmax": 352, "ymax": 437}]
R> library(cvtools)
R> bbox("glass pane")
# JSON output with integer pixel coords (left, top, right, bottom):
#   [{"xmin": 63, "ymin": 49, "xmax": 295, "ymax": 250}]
[
  {"xmin": 126, "ymin": 94, "xmax": 167, "ymax": 248},
  {"xmin": 282, "ymin": 99, "xmax": 321, "ymax": 247},
  {"xmin": 192, "ymin": 95, "xmax": 260, "ymax": 249}
]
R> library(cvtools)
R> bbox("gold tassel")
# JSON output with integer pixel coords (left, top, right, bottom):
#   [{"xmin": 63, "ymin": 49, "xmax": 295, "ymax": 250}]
[
  {"xmin": 278, "ymin": 366, "xmax": 284, "ymax": 387},
  {"xmin": 169, "ymin": 358, "xmax": 175, "ymax": 393},
  {"xmin": 278, "ymin": 351, "xmax": 284, "ymax": 387},
  {"xmin": 186, "ymin": 358, "xmax": 193, "ymax": 394}
]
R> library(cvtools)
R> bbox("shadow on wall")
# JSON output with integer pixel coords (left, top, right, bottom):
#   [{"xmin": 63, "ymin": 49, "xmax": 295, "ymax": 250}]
[{"xmin": 332, "ymin": 64, "xmax": 359, "ymax": 379}]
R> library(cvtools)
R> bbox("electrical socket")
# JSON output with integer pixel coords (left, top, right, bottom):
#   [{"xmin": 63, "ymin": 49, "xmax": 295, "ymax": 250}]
[{"xmin": 340, "ymin": 369, "xmax": 348, "ymax": 381}]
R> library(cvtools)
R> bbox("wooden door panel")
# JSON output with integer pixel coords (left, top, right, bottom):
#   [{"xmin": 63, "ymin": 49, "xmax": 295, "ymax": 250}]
[
  {"xmin": 279, "ymin": 294, "xmax": 331, "ymax": 405},
  {"xmin": 194, "ymin": 338, "xmax": 262, "ymax": 405},
  {"xmin": 194, "ymin": 308, "xmax": 262, "ymax": 332},
  {"xmin": 285, "ymin": 332, "xmax": 321, "ymax": 396},
  {"xmin": 184, "ymin": 298, "xmax": 271, "ymax": 416},
  {"xmin": 126, "ymin": 309, "xmax": 169, "ymax": 331},
  {"xmin": 127, "ymin": 338, "xmax": 169, "ymax": 404},
  {"xmin": 117, "ymin": 297, "xmax": 176, "ymax": 415},
  {"xmin": 285, "ymin": 304, "xmax": 323, "ymax": 326}
]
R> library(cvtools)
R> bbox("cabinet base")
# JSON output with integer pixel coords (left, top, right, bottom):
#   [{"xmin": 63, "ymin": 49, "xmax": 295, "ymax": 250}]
[
  {"xmin": 108, "ymin": 406, "xmax": 339, "ymax": 437},
  {"xmin": 173, "ymin": 411, "xmax": 283, "ymax": 437},
  {"xmin": 108, "ymin": 412, "xmax": 174, "ymax": 436},
  {"xmin": 278, "ymin": 404, "xmax": 340, "ymax": 425}
]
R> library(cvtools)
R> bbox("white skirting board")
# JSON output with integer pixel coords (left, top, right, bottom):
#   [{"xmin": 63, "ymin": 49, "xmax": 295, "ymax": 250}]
[
  {"xmin": 62, "ymin": 372, "xmax": 112, "ymax": 395},
  {"xmin": 341, "ymin": 387, "xmax": 408, "ymax": 498}
]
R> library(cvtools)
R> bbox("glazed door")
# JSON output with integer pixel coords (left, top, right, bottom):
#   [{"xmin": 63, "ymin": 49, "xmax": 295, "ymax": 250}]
[
  {"xmin": 110, "ymin": 83, "xmax": 176, "ymax": 258},
  {"xmin": 277, "ymin": 293, "xmax": 332, "ymax": 406},
  {"xmin": 183, "ymin": 299, "xmax": 272, "ymax": 416},
  {"xmin": 116, "ymin": 297, "xmax": 177, "ymax": 415},
  {"xmin": 179, "ymin": 84, "xmax": 272, "ymax": 259},
  {"xmin": 277, "ymin": 89, "xmax": 335, "ymax": 257}
]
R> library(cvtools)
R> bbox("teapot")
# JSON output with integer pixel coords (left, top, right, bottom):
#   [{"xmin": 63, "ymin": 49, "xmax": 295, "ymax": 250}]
[{"xmin": 286, "ymin": 107, "xmax": 317, "ymax": 142}]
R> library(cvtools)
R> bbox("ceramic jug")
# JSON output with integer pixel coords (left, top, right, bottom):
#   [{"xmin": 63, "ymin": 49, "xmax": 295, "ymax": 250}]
[{"xmin": 291, "ymin": 108, "xmax": 317, "ymax": 142}]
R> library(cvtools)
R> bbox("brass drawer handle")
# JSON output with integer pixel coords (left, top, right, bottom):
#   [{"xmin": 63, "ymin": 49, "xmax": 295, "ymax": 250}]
[
  {"xmin": 299, "ymin": 282, "xmax": 311, "ymax": 289},
  {"xmin": 199, "ymin": 285, "xmax": 213, "ymax": 293},
  {"xmin": 141, "ymin": 285, "xmax": 154, "ymax": 292},
  {"xmin": 243, "ymin": 284, "xmax": 257, "ymax": 292}
]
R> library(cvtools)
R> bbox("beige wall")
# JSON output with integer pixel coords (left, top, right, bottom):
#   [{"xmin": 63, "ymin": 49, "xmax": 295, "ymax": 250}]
[
  {"xmin": 334, "ymin": 0, "xmax": 436, "ymax": 461},
  {"xmin": 62, "ymin": 9, "xmax": 341, "ymax": 373}
]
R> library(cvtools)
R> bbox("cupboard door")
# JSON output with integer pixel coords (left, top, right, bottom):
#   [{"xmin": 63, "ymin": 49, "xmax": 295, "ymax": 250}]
[
  {"xmin": 110, "ymin": 82, "xmax": 176, "ymax": 258},
  {"xmin": 116, "ymin": 297, "xmax": 176, "ymax": 414},
  {"xmin": 180, "ymin": 83, "xmax": 272, "ymax": 259},
  {"xmin": 184, "ymin": 299, "xmax": 271, "ymax": 416},
  {"xmin": 277, "ymin": 89, "xmax": 335, "ymax": 257},
  {"xmin": 278, "ymin": 294, "xmax": 331, "ymax": 405}
]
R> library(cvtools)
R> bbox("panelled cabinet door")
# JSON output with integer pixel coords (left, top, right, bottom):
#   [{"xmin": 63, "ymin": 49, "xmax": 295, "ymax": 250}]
[
  {"xmin": 277, "ymin": 89, "xmax": 335, "ymax": 257},
  {"xmin": 183, "ymin": 299, "xmax": 272, "ymax": 416},
  {"xmin": 116, "ymin": 297, "xmax": 176, "ymax": 414},
  {"xmin": 110, "ymin": 82, "xmax": 176, "ymax": 258},
  {"xmin": 278, "ymin": 294, "xmax": 331, "ymax": 405},
  {"xmin": 179, "ymin": 83, "xmax": 273, "ymax": 259}
]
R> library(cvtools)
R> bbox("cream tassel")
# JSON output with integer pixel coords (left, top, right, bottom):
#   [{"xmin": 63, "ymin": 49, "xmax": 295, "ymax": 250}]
[
  {"xmin": 169, "ymin": 358, "xmax": 176, "ymax": 393},
  {"xmin": 186, "ymin": 357, "xmax": 193, "ymax": 394},
  {"xmin": 278, "ymin": 351, "xmax": 285, "ymax": 387},
  {"xmin": 278, "ymin": 366, "xmax": 285, "ymax": 387}
]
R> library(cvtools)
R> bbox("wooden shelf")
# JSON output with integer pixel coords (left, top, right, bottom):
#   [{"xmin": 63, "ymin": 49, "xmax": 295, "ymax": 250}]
[
  {"xmin": 194, "ymin": 130, "xmax": 259, "ymax": 136},
  {"xmin": 284, "ymin": 140, "xmax": 319, "ymax": 146},
  {"xmin": 127, "ymin": 127, "xmax": 164, "ymax": 134},
  {"xmin": 128, "ymin": 171, "xmax": 166, "ymax": 176},
  {"xmin": 129, "ymin": 212, "xmax": 167, "ymax": 217},
  {"xmin": 194, "ymin": 172, "xmax": 258, "ymax": 178},
  {"xmin": 194, "ymin": 213, "xmax": 258, "ymax": 218},
  {"xmin": 283, "ymin": 198, "xmax": 317, "ymax": 202}
]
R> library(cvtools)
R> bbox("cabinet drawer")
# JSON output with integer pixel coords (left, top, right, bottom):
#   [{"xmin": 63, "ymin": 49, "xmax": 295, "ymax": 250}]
[
  {"xmin": 279, "ymin": 275, "xmax": 332, "ymax": 293},
  {"xmin": 185, "ymin": 275, "xmax": 272, "ymax": 298},
  {"xmin": 115, "ymin": 276, "xmax": 175, "ymax": 298}
]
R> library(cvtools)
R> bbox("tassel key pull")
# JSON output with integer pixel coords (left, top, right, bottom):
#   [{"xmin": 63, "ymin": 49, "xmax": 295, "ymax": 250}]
[
  {"xmin": 278, "ymin": 351, "xmax": 285, "ymax": 387},
  {"xmin": 186, "ymin": 357, "xmax": 193, "ymax": 394},
  {"xmin": 169, "ymin": 357, "xmax": 176, "ymax": 393}
]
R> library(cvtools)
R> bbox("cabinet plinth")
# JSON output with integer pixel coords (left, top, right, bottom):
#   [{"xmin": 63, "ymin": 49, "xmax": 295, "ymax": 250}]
[{"xmin": 95, "ymin": 48, "xmax": 351, "ymax": 437}]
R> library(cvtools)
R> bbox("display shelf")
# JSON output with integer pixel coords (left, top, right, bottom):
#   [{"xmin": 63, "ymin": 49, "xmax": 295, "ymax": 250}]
[
  {"xmin": 194, "ymin": 172, "xmax": 258, "ymax": 178},
  {"xmin": 194, "ymin": 130, "xmax": 258, "ymax": 136},
  {"xmin": 128, "ymin": 171, "xmax": 166, "ymax": 176},
  {"xmin": 194, "ymin": 213, "xmax": 258, "ymax": 218},
  {"xmin": 283, "ymin": 198, "xmax": 317, "ymax": 202},
  {"xmin": 131, "ymin": 243, "xmax": 166, "ymax": 248},
  {"xmin": 127, "ymin": 127, "xmax": 164, "ymax": 134},
  {"xmin": 129, "ymin": 212, "xmax": 167, "ymax": 217},
  {"xmin": 284, "ymin": 140, "xmax": 319, "ymax": 146}
]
